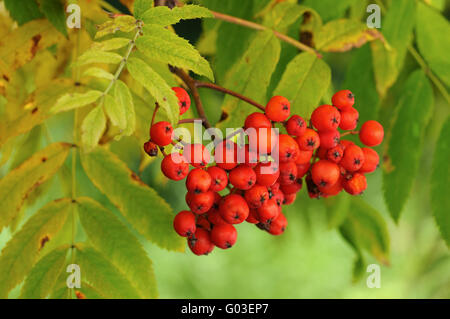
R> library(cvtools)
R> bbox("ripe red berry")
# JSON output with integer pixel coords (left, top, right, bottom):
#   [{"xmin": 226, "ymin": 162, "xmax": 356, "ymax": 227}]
[
  {"xmin": 296, "ymin": 162, "xmax": 311, "ymax": 178},
  {"xmin": 188, "ymin": 228, "xmax": 214, "ymax": 255},
  {"xmin": 173, "ymin": 210, "xmax": 196, "ymax": 237},
  {"xmin": 339, "ymin": 106, "xmax": 359, "ymax": 130},
  {"xmin": 183, "ymin": 143, "xmax": 210, "ymax": 168},
  {"xmin": 207, "ymin": 166, "xmax": 228, "ymax": 192},
  {"xmin": 311, "ymin": 160, "xmax": 340, "ymax": 188},
  {"xmin": 285, "ymin": 115, "xmax": 306, "ymax": 136},
  {"xmin": 340, "ymin": 139, "xmax": 355, "ymax": 149},
  {"xmin": 172, "ymin": 87, "xmax": 191, "ymax": 115},
  {"xmin": 265, "ymin": 96, "xmax": 290, "ymax": 122},
  {"xmin": 294, "ymin": 149, "xmax": 312, "ymax": 165},
  {"xmin": 143, "ymin": 140, "xmax": 158, "ymax": 156},
  {"xmin": 305, "ymin": 174, "xmax": 320, "ymax": 199},
  {"xmin": 196, "ymin": 215, "xmax": 211, "ymax": 231},
  {"xmin": 214, "ymin": 140, "xmax": 238, "ymax": 170},
  {"xmin": 318, "ymin": 130, "xmax": 340, "ymax": 149},
  {"xmin": 206, "ymin": 208, "xmax": 228, "ymax": 226},
  {"xmin": 280, "ymin": 177, "xmax": 302, "ymax": 194},
  {"xmin": 161, "ymin": 153, "xmax": 189, "ymax": 181},
  {"xmin": 267, "ymin": 212, "xmax": 287, "ymax": 235},
  {"xmin": 318, "ymin": 175, "xmax": 343, "ymax": 196},
  {"xmin": 358, "ymin": 147, "xmax": 379, "ymax": 173},
  {"xmin": 278, "ymin": 134, "xmax": 300, "ymax": 163},
  {"xmin": 244, "ymin": 184, "xmax": 269, "ymax": 209},
  {"xmin": 186, "ymin": 168, "xmax": 212, "ymax": 193},
  {"xmin": 359, "ymin": 120, "xmax": 384, "ymax": 146},
  {"xmin": 150, "ymin": 121, "xmax": 173, "ymax": 146},
  {"xmin": 187, "ymin": 191, "xmax": 215, "ymax": 214},
  {"xmin": 316, "ymin": 147, "xmax": 328, "ymax": 160},
  {"xmin": 229, "ymin": 164, "xmax": 256, "ymax": 190},
  {"xmin": 332, "ymin": 89, "xmax": 354, "ymax": 110},
  {"xmin": 343, "ymin": 172, "xmax": 367, "ymax": 195},
  {"xmin": 210, "ymin": 224, "xmax": 237, "ymax": 249},
  {"xmin": 296, "ymin": 128, "xmax": 320, "ymax": 151},
  {"xmin": 244, "ymin": 112, "xmax": 271, "ymax": 129},
  {"xmin": 248, "ymin": 127, "xmax": 277, "ymax": 155},
  {"xmin": 340, "ymin": 144, "xmax": 365, "ymax": 172},
  {"xmin": 278, "ymin": 161, "xmax": 298, "ymax": 185},
  {"xmin": 326, "ymin": 144, "xmax": 345, "ymax": 163},
  {"xmin": 311, "ymin": 105, "xmax": 341, "ymax": 131},
  {"xmin": 257, "ymin": 199, "xmax": 280, "ymax": 224},
  {"xmin": 219, "ymin": 194, "xmax": 250, "ymax": 224},
  {"xmin": 254, "ymin": 162, "xmax": 280, "ymax": 186},
  {"xmin": 246, "ymin": 209, "xmax": 259, "ymax": 224},
  {"xmin": 243, "ymin": 144, "xmax": 259, "ymax": 168},
  {"xmin": 270, "ymin": 189, "xmax": 284, "ymax": 207}
]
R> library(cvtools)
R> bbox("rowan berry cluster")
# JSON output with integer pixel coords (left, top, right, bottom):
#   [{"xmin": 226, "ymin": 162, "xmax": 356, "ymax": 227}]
[{"xmin": 144, "ymin": 87, "xmax": 384, "ymax": 256}]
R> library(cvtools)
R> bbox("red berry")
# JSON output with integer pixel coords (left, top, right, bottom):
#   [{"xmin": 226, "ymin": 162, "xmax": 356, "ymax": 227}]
[
  {"xmin": 206, "ymin": 208, "xmax": 228, "ymax": 226},
  {"xmin": 244, "ymin": 184, "xmax": 269, "ymax": 209},
  {"xmin": 186, "ymin": 168, "xmax": 212, "ymax": 193},
  {"xmin": 210, "ymin": 224, "xmax": 237, "ymax": 249},
  {"xmin": 214, "ymin": 140, "xmax": 238, "ymax": 170},
  {"xmin": 311, "ymin": 160, "xmax": 340, "ymax": 188},
  {"xmin": 267, "ymin": 212, "xmax": 287, "ymax": 235},
  {"xmin": 270, "ymin": 189, "xmax": 285, "ymax": 207},
  {"xmin": 326, "ymin": 144, "xmax": 345, "ymax": 163},
  {"xmin": 278, "ymin": 161, "xmax": 298, "ymax": 185},
  {"xmin": 143, "ymin": 140, "xmax": 158, "ymax": 156},
  {"xmin": 278, "ymin": 134, "xmax": 300, "ymax": 163},
  {"xmin": 246, "ymin": 209, "xmax": 259, "ymax": 224},
  {"xmin": 318, "ymin": 174, "xmax": 343, "ymax": 196},
  {"xmin": 172, "ymin": 87, "xmax": 191, "ymax": 115},
  {"xmin": 343, "ymin": 172, "xmax": 367, "ymax": 195},
  {"xmin": 183, "ymin": 143, "xmax": 210, "ymax": 168},
  {"xmin": 196, "ymin": 215, "xmax": 211, "ymax": 231},
  {"xmin": 229, "ymin": 164, "xmax": 256, "ymax": 190},
  {"xmin": 173, "ymin": 210, "xmax": 196, "ymax": 237},
  {"xmin": 257, "ymin": 199, "xmax": 280, "ymax": 224},
  {"xmin": 305, "ymin": 174, "xmax": 320, "ymax": 199},
  {"xmin": 161, "ymin": 153, "xmax": 189, "ymax": 181},
  {"xmin": 318, "ymin": 130, "xmax": 340, "ymax": 149},
  {"xmin": 316, "ymin": 147, "xmax": 328, "ymax": 160},
  {"xmin": 359, "ymin": 120, "xmax": 384, "ymax": 146},
  {"xmin": 295, "ymin": 149, "xmax": 313, "ymax": 165},
  {"xmin": 285, "ymin": 115, "xmax": 306, "ymax": 136},
  {"xmin": 219, "ymin": 194, "xmax": 249, "ymax": 224},
  {"xmin": 332, "ymin": 89, "xmax": 354, "ymax": 110},
  {"xmin": 248, "ymin": 127, "xmax": 277, "ymax": 155},
  {"xmin": 280, "ymin": 178, "xmax": 302, "ymax": 194},
  {"xmin": 244, "ymin": 112, "xmax": 271, "ymax": 129},
  {"xmin": 311, "ymin": 105, "xmax": 341, "ymax": 131},
  {"xmin": 243, "ymin": 144, "xmax": 259, "ymax": 168},
  {"xmin": 207, "ymin": 166, "xmax": 228, "ymax": 192},
  {"xmin": 296, "ymin": 162, "xmax": 311, "ymax": 178},
  {"xmin": 296, "ymin": 128, "xmax": 320, "ymax": 151},
  {"xmin": 254, "ymin": 162, "xmax": 280, "ymax": 186},
  {"xmin": 339, "ymin": 106, "xmax": 359, "ymax": 130},
  {"xmin": 358, "ymin": 148, "xmax": 379, "ymax": 173},
  {"xmin": 340, "ymin": 140, "xmax": 355, "ymax": 149},
  {"xmin": 340, "ymin": 144, "xmax": 365, "ymax": 172},
  {"xmin": 265, "ymin": 96, "xmax": 290, "ymax": 122},
  {"xmin": 188, "ymin": 228, "xmax": 214, "ymax": 255},
  {"xmin": 187, "ymin": 191, "xmax": 215, "ymax": 214},
  {"xmin": 150, "ymin": 121, "xmax": 173, "ymax": 146}
]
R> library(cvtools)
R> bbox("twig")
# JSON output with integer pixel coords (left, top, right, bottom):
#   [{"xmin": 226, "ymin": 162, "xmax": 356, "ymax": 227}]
[
  {"xmin": 178, "ymin": 118, "xmax": 204, "ymax": 124},
  {"xmin": 341, "ymin": 131, "xmax": 359, "ymax": 137}
]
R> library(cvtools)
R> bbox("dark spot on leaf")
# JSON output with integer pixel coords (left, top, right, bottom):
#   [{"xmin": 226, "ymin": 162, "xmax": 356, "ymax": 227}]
[
  {"xmin": 2, "ymin": 74, "xmax": 9, "ymax": 82},
  {"xmin": 31, "ymin": 107, "xmax": 38, "ymax": 114},
  {"xmin": 41, "ymin": 157, "xmax": 47, "ymax": 162},
  {"xmin": 300, "ymin": 31, "xmax": 314, "ymax": 48},
  {"xmin": 219, "ymin": 111, "xmax": 228, "ymax": 122},
  {"xmin": 31, "ymin": 35, "xmax": 42, "ymax": 57},
  {"xmin": 39, "ymin": 235, "xmax": 50, "ymax": 251}
]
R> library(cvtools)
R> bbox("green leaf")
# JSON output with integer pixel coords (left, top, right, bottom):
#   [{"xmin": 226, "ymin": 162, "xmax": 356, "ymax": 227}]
[
  {"xmin": 51, "ymin": 90, "xmax": 103, "ymax": 113},
  {"xmin": 77, "ymin": 197, "xmax": 158, "ymax": 298},
  {"xmin": 82, "ymin": 67, "xmax": 114, "ymax": 81},
  {"xmin": 416, "ymin": 2, "xmax": 450, "ymax": 87},
  {"xmin": 51, "ymin": 281, "xmax": 104, "ymax": 299},
  {"xmin": 219, "ymin": 30, "xmax": 280, "ymax": 129},
  {"xmin": 0, "ymin": 199, "xmax": 71, "ymax": 298},
  {"xmin": 114, "ymin": 80, "xmax": 136, "ymax": 137},
  {"xmin": 126, "ymin": 57, "xmax": 179, "ymax": 125},
  {"xmin": 383, "ymin": 70, "xmax": 434, "ymax": 221},
  {"xmin": 95, "ymin": 15, "xmax": 137, "ymax": 39},
  {"xmin": 371, "ymin": 0, "xmax": 415, "ymax": 96},
  {"xmin": 273, "ymin": 52, "xmax": 331, "ymax": 118},
  {"xmin": 431, "ymin": 117, "xmax": 450, "ymax": 247},
  {"xmin": 137, "ymin": 26, "xmax": 213, "ymax": 81},
  {"xmin": 303, "ymin": 0, "xmax": 356, "ymax": 23},
  {"xmin": 19, "ymin": 245, "xmax": 69, "ymax": 299},
  {"xmin": 340, "ymin": 198, "xmax": 390, "ymax": 265},
  {"xmin": 91, "ymin": 38, "xmax": 131, "ymax": 51},
  {"xmin": 81, "ymin": 106, "xmax": 106, "ymax": 151},
  {"xmin": 75, "ymin": 244, "xmax": 141, "ymax": 299},
  {"xmin": 0, "ymin": 143, "xmax": 72, "ymax": 232},
  {"xmin": 4, "ymin": 0, "xmax": 44, "ymax": 25},
  {"xmin": 339, "ymin": 225, "xmax": 366, "ymax": 282},
  {"xmin": 263, "ymin": 3, "xmax": 321, "ymax": 33},
  {"xmin": 141, "ymin": 5, "xmax": 212, "ymax": 27},
  {"xmin": 104, "ymin": 94, "xmax": 127, "ymax": 130},
  {"xmin": 316, "ymin": 19, "xmax": 383, "ymax": 52},
  {"xmin": 37, "ymin": 0, "xmax": 68, "ymax": 36},
  {"xmin": 133, "ymin": 0, "xmax": 154, "ymax": 20},
  {"xmin": 324, "ymin": 192, "xmax": 351, "ymax": 229},
  {"xmin": 76, "ymin": 50, "xmax": 123, "ymax": 66},
  {"xmin": 80, "ymin": 147, "xmax": 184, "ymax": 251}
]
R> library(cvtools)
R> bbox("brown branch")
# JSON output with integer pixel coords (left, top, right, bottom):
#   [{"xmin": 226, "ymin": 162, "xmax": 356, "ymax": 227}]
[
  {"xmin": 211, "ymin": 10, "xmax": 322, "ymax": 58},
  {"xmin": 178, "ymin": 118, "xmax": 204, "ymax": 124},
  {"xmin": 340, "ymin": 130, "xmax": 359, "ymax": 137},
  {"xmin": 196, "ymin": 81, "xmax": 265, "ymax": 111},
  {"xmin": 151, "ymin": 103, "xmax": 160, "ymax": 126}
]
